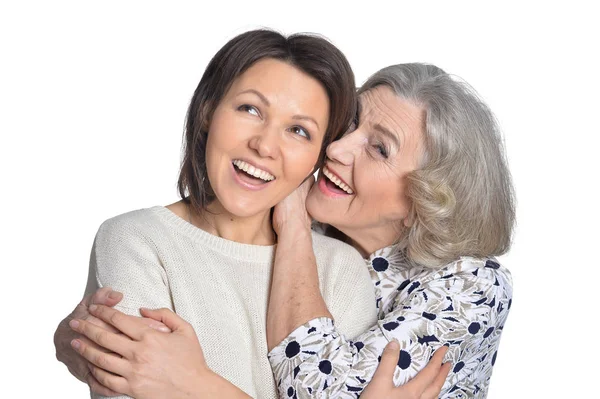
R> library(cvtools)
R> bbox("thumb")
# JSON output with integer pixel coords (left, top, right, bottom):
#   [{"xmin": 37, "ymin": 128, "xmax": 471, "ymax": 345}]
[
  {"xmin": 89, "ymin": 287, "xmax": 123, "ymax": 307},
  {"xmin": 140, "ymin": 308, "xmax": 188, "ymax": 332},
  {"xmin": 372, "ymin": 340, "xmax": 400, "ymax": 383}
]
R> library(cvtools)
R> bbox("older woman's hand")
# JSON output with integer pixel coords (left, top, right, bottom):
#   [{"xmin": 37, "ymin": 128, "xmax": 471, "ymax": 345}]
[
  {"xmin": 54, "ymin": 288, "xmax": 171, "ymax": 396},
  {"xmin": 361, "ymin": 342, "xmax": 451, "ymax": 399},
  {"xmin": 68, "ymin": 305, "xmax": 245, "ymax": 399},
  {"xmin": 272, "ymin": 175, "xmax": 314, "ymax": 235}
]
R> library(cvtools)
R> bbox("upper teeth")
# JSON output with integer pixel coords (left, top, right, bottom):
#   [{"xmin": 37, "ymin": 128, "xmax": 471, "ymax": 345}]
[
  {"xmin": 323, "ymin": 167, "xmax": 353, "ymax": 194},
  {"xmin": 232, "ymin": 160, "xmax": 275, "ymax": 181}
]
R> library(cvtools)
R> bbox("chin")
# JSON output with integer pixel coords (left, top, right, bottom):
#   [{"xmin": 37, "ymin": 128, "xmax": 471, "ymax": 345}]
[
  {"xmin": 306, "ymin": 196, "xmax": 331, "ymax": 225},
  {"xmin": 219, "ymin": 197, "xmax": 266, "ymax": 218}
]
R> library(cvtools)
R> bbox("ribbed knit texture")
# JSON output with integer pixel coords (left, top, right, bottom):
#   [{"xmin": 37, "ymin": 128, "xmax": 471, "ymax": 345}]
[{"xmin": 85, "ymin": 206, "xmax": 377, "ymax": 399}]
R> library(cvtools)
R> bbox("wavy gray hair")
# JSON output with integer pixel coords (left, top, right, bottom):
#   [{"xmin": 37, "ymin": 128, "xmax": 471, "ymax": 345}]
[{"xmin": 360, "ymin": 63, "xmax": 515, "ymax": 267}]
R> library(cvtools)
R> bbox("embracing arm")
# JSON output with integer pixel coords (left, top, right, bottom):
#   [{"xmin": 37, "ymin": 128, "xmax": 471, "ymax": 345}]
[
  {"xmin": 268, "ymin": 266, "xmax": 506, "ymax": 397},
  {"xmin": 68, "ymin": 215, "xmax": 253, "ymax": 398},
  {"xmin": 266, "ymin": 215, "xmax": 331, "ymax": 351},
  {"xmin": 267, "ymin": 181, "xmax": 451, "ymax": 398}
]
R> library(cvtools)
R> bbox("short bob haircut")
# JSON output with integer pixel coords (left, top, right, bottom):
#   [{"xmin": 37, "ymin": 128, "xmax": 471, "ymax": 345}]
[
  {"xmin": 178, "ymin": 29, "xmax": 357, "ymax": 215},
  {"xmin": 360, "ymin": 63, "xmax": 515, "ymax": 267}
]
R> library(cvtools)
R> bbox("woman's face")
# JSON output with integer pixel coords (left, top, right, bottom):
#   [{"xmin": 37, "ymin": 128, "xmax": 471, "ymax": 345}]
[
  {"xmin": 306, "ymin": 85, "xmax": 425, "ymax": 253},
  {"xmin": 205, "ymin": 58, "xmax": 329, "ymax": 218}
]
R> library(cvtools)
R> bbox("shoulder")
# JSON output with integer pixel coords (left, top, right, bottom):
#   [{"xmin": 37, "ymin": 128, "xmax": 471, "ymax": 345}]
[
  {"xmin": 417, "ymin": 256, "xmax": 513, "ymax": 303},
  {"xmin": 95, "ymin": 207, "xmax": 166, "ymax": 247},
  {"xmin": 310, "ymin": 230, "xmax": 364, "ymax": 269},
  {"xmin": 448, "ymin": 256, "xmax": 512, "ymax": 289}
]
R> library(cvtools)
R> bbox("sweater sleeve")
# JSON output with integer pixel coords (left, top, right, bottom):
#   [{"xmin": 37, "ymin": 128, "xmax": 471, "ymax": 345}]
[
  {"xmin": 268, "ymin": 266, "xmax": 511, "ymax": 398},
  {"xmin": 86, "ymin": 216, "xmax": 174, "ymax": 399}
]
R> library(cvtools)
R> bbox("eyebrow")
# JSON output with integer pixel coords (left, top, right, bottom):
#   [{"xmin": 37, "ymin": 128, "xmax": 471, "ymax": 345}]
[
  {"xmin": 292, "ymin": 115, "xmax": 319, "ymax": 129},
  {"xmin": 238, "ymin": 89, "xmax": 320, "ymax": 129},
  {"xmin": 238, "ymin": 89, "xmax": 270, "ymax": 106},
  {"xmin": 373, "ymin": 123, "xmax": 401, "ymax": 148}
]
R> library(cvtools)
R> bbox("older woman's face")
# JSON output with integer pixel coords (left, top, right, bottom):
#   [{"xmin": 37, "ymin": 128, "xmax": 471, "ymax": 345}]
[{"xmin": 306, "ymin": 86, "xmax": 425, "ymax": 254}]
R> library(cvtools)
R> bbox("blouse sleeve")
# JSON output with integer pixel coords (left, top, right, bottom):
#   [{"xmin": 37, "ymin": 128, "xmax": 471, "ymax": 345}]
[{"xmin": 268, "ymin": 264, "xmax": 511, "ymax": 398}]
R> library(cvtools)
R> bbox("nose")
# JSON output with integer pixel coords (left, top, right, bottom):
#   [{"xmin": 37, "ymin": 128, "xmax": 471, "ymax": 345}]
[
  {"xmin": 248, "ymin": 124, "xmax": 281, "ymax": 159},
  {"xmin": 325, "ymin": 129, "xmax": 362, "ymax": 166}
]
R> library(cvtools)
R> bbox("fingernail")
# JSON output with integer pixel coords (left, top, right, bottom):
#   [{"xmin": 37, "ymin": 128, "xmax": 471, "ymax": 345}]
[
  {"xmin": 388, "ymin": 340, "xmax": 399, "ymax": 350},
  {"xmin": 89, "ymin": 304, "xmax": 97, "ymax": 312},
  {"xmin": 157, "ymin": 326, "xmax": 170, "ymax": 333},
  {"xmin": 71, "ymin": 339, "xmax": 80, "ymax": 350},
  {"xmin": 69, "ymin": 319, "xmax": 80, "ymax": 329},
  {"xmin": 108, "ymin": 290, "xmax": 121, "ymax": 299}
]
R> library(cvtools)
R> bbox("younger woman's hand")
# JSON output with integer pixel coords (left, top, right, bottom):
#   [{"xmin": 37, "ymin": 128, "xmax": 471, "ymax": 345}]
[
  {"xmin": 68, "ymin": 305, "xmax": 216, "ymax": 399},
  {"xmin": 361, "ymin": 342, "xmax": 451, "ymax": 399},
  {"xmin": 272, "ymin": 175, "xmax": 314, "ymax": 235}
]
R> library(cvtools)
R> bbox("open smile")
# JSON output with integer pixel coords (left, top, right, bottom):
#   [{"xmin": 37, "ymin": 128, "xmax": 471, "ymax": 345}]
[
  {"xmin": 231, "ymin": 159, "xmax": 276, "ymax": 191},
  {"xmin": 318, "ymin": 166, "xmax": 354, "ymax": 197}
]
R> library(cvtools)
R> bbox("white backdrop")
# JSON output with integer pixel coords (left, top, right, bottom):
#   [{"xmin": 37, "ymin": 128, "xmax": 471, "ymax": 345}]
[{"xmin": 1, "ymin": 1, "xmax": 597, "ymax": 397}]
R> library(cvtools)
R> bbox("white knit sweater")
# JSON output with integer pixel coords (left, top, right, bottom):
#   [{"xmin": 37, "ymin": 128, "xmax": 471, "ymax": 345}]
[{"xmin": 85, "ymin": 206, "xmax": 377, "ymax": 399}]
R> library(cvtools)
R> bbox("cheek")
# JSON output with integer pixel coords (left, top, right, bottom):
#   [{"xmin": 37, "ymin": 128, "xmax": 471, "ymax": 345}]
[
  {"xmin": 283, "ymin": 148, "xmax": 320, "ymax": 184},
  {"xmin": 357, "ymin": 171, "xmax": 411, "ymax": 220}
]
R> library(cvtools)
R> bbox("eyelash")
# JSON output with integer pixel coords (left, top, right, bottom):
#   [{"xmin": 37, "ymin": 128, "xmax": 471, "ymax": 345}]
[
  {"xmin": 289, "ymin": 126, "xmax": 311, "ymax": 140},
  {"xmin": 238, "ymin": 104, "xmax": 260, "ymax": 116},
  {"xmin": 237, "ymin": 104, "xmax": 311, "ymax": 140},
  {"xmin": 372, "ymin": 142, "xmax": 389, "ymax": 158}
]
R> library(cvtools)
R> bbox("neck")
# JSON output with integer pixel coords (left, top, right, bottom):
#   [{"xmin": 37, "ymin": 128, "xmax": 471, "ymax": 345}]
[
  {"xmin": 193, "ymin": 200, "xmax": 276, "ymax": 246},
  {"xmin": 337, "ymin": 224, "xmax": 403, "ymax": 258}
]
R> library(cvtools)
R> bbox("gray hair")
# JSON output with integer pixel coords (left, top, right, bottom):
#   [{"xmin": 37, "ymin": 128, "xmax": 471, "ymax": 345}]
[{"xmin": 360, "ymin": 63, "xmax": 515, "ymax": 267}]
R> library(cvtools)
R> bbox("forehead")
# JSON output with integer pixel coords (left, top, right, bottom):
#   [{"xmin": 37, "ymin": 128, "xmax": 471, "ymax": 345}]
[
  {"xmin": 359, "ymin": 86, "xmax": 425, "ymax": 147},
  {"xmin": 228, "ymin": 58, "xmax": 320, "ymax": 98},
  {"xmin": 359, "ymin": 86, "xmax": 424, "ymax": 129}
]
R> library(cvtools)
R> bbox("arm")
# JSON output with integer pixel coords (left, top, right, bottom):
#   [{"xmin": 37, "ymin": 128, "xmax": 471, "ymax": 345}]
[
  {"xmin": 54, "ymin": 288, "xmax": 126, "ymax": 397},
  {"xmin": 84, "ymin": 217, "xmax": 174, "ymax": 399},
  {"xmin": 70, "ymin": 215, "xmax": 251, "ymax": 398},
  {"xmin": 69, "ymin": 305, "xmax": 252, "ymax": 399},
  {"xmin": 267, "ymin": 177, "xmax": 331, "ymax": 350},
  {"xmin": 268, "ymin": 266, "xmax": 506, "ymax": 397}
]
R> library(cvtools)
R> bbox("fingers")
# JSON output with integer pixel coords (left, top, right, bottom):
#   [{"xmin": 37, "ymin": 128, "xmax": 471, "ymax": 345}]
[
  {"xmin": 402, "ymin": 346, "xmax": 449, "ymax": 397},
  {"xmin": 88, "ymin": 304, "xmax": 148, "ymax": 340},
  {"xmin": 422, "ymin": 362, "xmax": 452, "ymax": 399},
  {"xmin": 69, "ymin": 318, "xmax": 134, "ymax": 358},
  {"xmin": 92, "ymin": 288, "xmax": 124, "ymax": 307},
  {"xmin": 371, "ymin": 340, "xmax": 401, "ymax": 384},
  {"xmin": 71, "ymin": 338, "xmax": 130, "ymax": 378},
  {"xmin": 73, "ymin": 290, "xmax": 122, "ymax": 334},
  {"xmin": 85, "ymin": 369, "xmax": 122, "ymax": 397},
  {"xmin": 139, "ymin": 316, "xmax": 172, "ymax": 333},
  {"xmin": 300, "ymin": 174, "xmax": 316, "ymax": 190},
  {"xmin": 139, "ymin": 308, "xmax": 188, "ymax": 333},
  {"xmin": 87, "ymin": 363, "xmax": 129, "ymax": 397},
  {"xmin": 86, "ymin": 371, "xmax": 122, "ymax": 397}
]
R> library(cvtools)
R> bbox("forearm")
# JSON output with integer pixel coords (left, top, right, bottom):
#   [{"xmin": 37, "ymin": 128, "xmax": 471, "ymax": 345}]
[
  {"xmin": 194, "ymin": 372, "xmax": 253, "ymax": 399},
  {"xmin": 266, "ymin": 225, "xmax": 332, "ymax": 351}
]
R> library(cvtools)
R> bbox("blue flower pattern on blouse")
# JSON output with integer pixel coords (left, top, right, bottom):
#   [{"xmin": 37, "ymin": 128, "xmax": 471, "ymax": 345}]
[{"xmin": 268, "ymin": 247, "xmax": 512, "ymax": 398}]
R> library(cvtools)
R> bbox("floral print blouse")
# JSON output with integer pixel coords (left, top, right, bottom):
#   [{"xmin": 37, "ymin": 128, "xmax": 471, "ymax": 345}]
[{"xmin": 268, "ymin": 246, "xmax": 513, "ymax": 398}]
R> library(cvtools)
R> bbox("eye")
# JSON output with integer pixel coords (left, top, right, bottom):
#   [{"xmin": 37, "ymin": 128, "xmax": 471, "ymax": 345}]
[
  {"xmin": 372, "ymin": 142, "xmax": 389, "ymax": 158},
  {"xmin": 289, "ymin": 126, "xmax": 311, "ymax": 140},
  {"xmin": 238, "ymin": 104, "xmax": 260, "ymax": 117}
]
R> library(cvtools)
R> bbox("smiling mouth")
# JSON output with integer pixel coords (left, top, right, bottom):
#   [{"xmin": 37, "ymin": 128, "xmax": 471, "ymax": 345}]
[
  {"xmin": 322, "ymin": 166, "xmax": 354, "ymax": 194},
  {"xmin": 232, "ymin": 160, "xmax": 275, "ymax": 184}
]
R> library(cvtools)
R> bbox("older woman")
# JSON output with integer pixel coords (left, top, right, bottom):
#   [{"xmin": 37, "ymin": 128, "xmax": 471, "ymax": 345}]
[
  {"xmin": 55, "ymin": 62, "xmax": 511, "ymax": 399},
  {"xmin": 267, "ymin": 63, "xmax": 515, "ymax": 398}
]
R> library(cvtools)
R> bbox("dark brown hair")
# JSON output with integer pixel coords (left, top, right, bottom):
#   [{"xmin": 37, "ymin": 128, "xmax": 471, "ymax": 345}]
[{"xmin": 178, "ymin": 29, "xmax": 357, "ymax": 215}]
